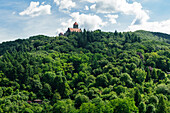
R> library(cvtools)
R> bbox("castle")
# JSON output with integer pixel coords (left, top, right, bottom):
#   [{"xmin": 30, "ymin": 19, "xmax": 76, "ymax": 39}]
[{"xmin": 59, "ymin": 22, "xmax": 82, "ymax": 36}]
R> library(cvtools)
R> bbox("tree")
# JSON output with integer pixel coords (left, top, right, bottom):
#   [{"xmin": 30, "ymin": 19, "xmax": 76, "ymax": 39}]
[
  {"xmin": 114, "ymin": 30, "xmax": 118, "ymax": 36},
  {"xmin": 146, "ymin": 104, "xmax": 155, "ymax": 113},
  {"xmin": 138, "ymin": 102, "xmax": 146, "ymax": 113},
  {"xmin": 156, "ymin": 84, "xmax": 170, "ymax": 95},
  {"xmin": 159, "ymin": 71, "xmax": 166, "ymax": 80},
  {"xmin": 110, "ymin": 98, "xmax": 138, "ymax": 113},
  {"xmin": 75, "ymin": 94, "xmax": 89, "ymax": 108},
  {"xmin": 132, "ymin": 68, "xmax": 146, "ymax": 84},
  {"xmin": 120, "ymin": 73, "xmax": 132, "ymax": 82},
  {"xmin": 4, "ymin": 87, "xmax": 13, "ymax": 96},
  {"xmin": 96, "ymin": 74, "xmax": 108, "ymax": 87},
  {"xmin": 115, "ymin": 85, "xmax": 126, "ymax": 95},
  {"xmin": 53, "ymin": 99, "xmax": 76, "ymax": 113},
  {"xmin": 0, "ymin": 87, "xmax": 3, "ymax": 97},
  {"xmin": 55, "ymin": 74, "xmax": 72, "ymax": 98},
  {"xmin": 29, "ymin": 91, "xmax": 36, "ymax": 100},
  {"xmin": 23, "ymin": 108, "xmax": 34, "ymax": 113},
  {"xmin": 43, "ymin": 71, "xmax": 56, "ymax": 86},
  {"xmin": 157, "ymin": 69, "xmax": 166, "ymax": 80},
  {"xmin": 85, "ymin": 75, "xmax": 96, "ymax": 86},
  {"xmin": 134, "ymin": 88, "xmax": 142, "ymax": 107},
  {"xmin": 152, "ymin": 68, "xmax": 158, "ymax": 79},
  {"xmin": 0, "ymin": 108, "xmax": 3, "ymax": 113},
  {"xmin": 146, "ymin": 67, "xmax": 151, "ymax": 82},
  {"xmin": 149, "ymin": 95, "xmax": 159, "ymax": 105},
  {"xmin": 109, "ymin": 67, "xmax": 120, "ymax": 77},
  {"xmin": 157, "ymin": 95, "xmax": 168, "ymax": 113},
  {"xmin": 53, "ymin": 92, "xmax": 61, "ymax": 103},
  {"xmin": 120, "ymin": 73, "xmax": 133, "ymax": 88},
  {"xmin": 79, "ymin": 103, "xmax": 96, "ymax": 113},
  {"xmin": 139, "ymin": 61, "xmax": 144, "ymax": 69},
  {"xmin": 31, "ymin": 79, "xmax": 42, "ymax": 93},
  {"xmin": 25, "ymin": 64, "xmax": 34, "ymax": 82},
  {"xmin": 42, "ymin": 83, "xmax": 52, "ymax": 98},
  {"xmin": 42, "ymin": 101, "xmax": 53, "ymax": 113},
  {"xmin": 122, "ymin": 64, "xmax": 128, "ymax": 73}
]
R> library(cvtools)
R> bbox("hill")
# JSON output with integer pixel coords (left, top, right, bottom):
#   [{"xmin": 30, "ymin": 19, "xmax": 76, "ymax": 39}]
[
  {"xmin": 0, "ymin": 30, "xmax": 169, "ymax": 112},
  {"xmin": 135, "ymin": 30, "xmax": 170, "ymax": 43}
]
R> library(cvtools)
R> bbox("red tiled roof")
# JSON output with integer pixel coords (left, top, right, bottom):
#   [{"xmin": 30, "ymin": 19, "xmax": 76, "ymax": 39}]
[
  {"xmin": 34, "ymin": 99, "xmax": 42, "ymax": 102},
  {"xmin": 27, "ymin": 101, "xmax": 32, "ymax": 103},
  {"xmin": 68, "ymin": 28, "xmax": 82, "ymax": 32},
  {"xmin": 74, "ymin": 22, "xmax": 78, "ymax": 25}
]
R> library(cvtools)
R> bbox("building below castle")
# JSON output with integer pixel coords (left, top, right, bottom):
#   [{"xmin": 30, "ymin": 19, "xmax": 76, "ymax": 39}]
[{"xmin": 59, "ymin": 22, "xmax": 82, "ymax": 36}]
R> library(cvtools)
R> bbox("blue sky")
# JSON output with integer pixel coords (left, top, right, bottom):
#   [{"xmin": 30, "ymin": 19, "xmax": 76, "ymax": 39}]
[{"xmin": 0, "ymin": 0, "xmax": 170, "ymax": 43}]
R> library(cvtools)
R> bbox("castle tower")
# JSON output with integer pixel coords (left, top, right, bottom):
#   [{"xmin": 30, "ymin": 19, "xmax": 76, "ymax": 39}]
[
  {"xmin": 73, "ymin": 22, "xmax": 78, "ymax": 28},
  {"xmin": 64, "ymin": 22, "xmax": 82, "ymax": 36}
]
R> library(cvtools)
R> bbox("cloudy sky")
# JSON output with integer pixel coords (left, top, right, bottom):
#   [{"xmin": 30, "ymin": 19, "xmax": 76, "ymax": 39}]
[{"xmin": 0, "ymin": 0, "xmax": 170, "ymax": 43}]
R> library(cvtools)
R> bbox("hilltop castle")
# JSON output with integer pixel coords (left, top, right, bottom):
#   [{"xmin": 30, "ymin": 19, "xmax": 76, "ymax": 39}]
[{"xmin": 59, "ymin": 22, "xmax": 82, "ymax": 36}]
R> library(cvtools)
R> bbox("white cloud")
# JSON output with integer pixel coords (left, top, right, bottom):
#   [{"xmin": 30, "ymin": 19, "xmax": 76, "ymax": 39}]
[
  {"xmin": 85, "ymin": 5, "xmax": 89, "ymax": 10},
  {"xmin": 87, "ymin": 0, "xmax": 149, "ymax": 25},
  {"xmin": 19, "ymin": 2, "xmax": 51, "ymax": 17},
  {"xmin": 56, "ymin": 12, "xmax": 107, "ymax": 33},
  {"xmin": 128, "ymin": 19, "xmax": 170, "ymax": 34},
  {"xmin": 70, "ymin": 12, "xmax": 107, "ymax": 30},
  {"xmin": 141, "ymin": 0, "xmax": 160, "ymax": 3},
  {"xmin": 42, "ymin": 2, "xmax": 45, "ymax": 5},
  {"xmin": 83, "ymin": 0, "xmax": 96, "ymax": 3},
  {"xmin": 54, "ymin": 0, "xmax": 60, "ymax": 5},
  {"xmin": 22, "ymin": 15, "xmax": 61, "ymax": 36},
  {"xmin": 54, "ymin": 0, "xmax": 76, "ymax": 12},
  {"xmin": 90, "ymin": 4, "xmax": 96, "ymax": 10},
  {"xmin": 56, "ymin": 19, "xmax": 73, "ymax": 34},
  {"xmin": 105, "ymin": 14, "xmax": 118, "ymax": 24}
]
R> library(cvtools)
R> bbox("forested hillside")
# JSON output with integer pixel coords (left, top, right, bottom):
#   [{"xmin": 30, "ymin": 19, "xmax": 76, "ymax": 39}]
[
  {"xmin": 135, "ymin": 30, "xmax": 170, "ymax": 44},
  {"xmin": 0, "ymin": 30, "xmax": 169, "ymax": 113}
]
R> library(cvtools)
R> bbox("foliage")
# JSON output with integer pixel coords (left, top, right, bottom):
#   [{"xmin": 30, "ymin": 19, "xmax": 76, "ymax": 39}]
[{"xmin": 0, "ymin": 30, "xmax": 169, "ymax": 112}]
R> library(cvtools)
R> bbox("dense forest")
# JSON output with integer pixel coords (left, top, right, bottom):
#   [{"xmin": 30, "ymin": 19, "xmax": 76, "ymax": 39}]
[{"xmin": 0, "ymin": 30, "xmax": 169, "ymax": 113}]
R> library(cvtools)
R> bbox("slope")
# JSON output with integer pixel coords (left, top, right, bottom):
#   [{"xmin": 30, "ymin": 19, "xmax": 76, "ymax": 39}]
[{"xmin": 0, "ymin": 30, "xmax": 169, "ymax": 112}]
